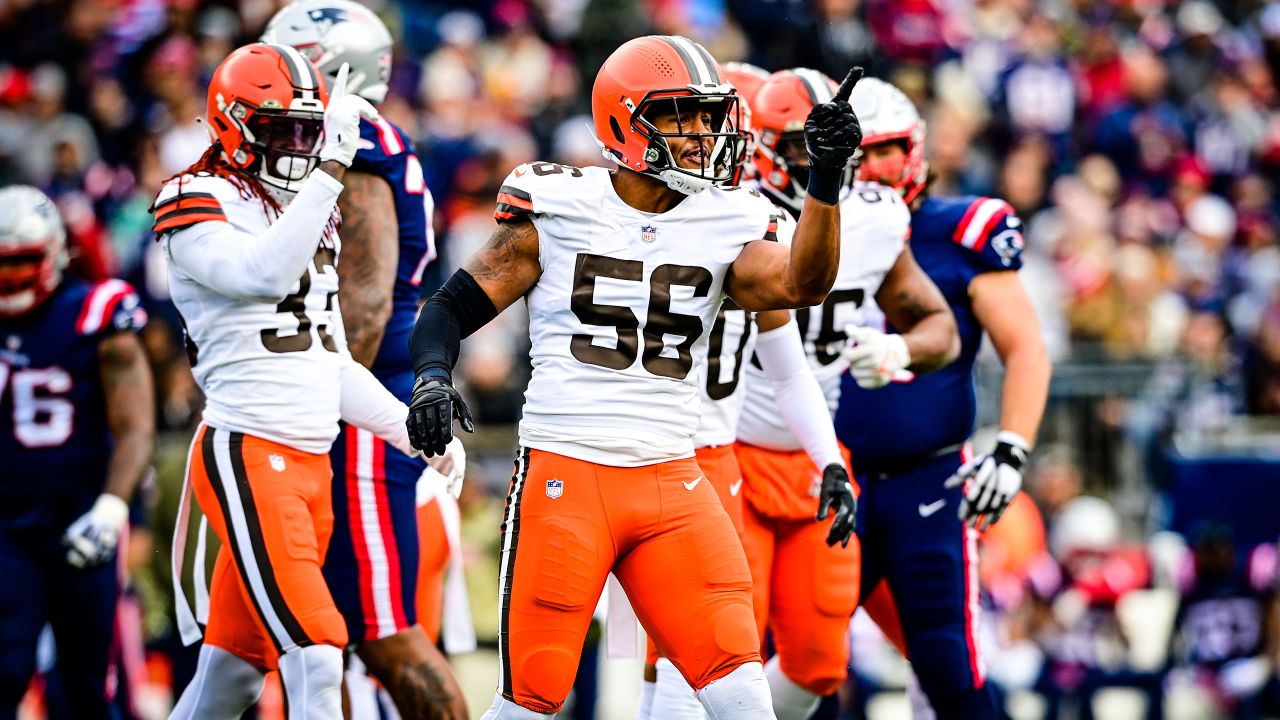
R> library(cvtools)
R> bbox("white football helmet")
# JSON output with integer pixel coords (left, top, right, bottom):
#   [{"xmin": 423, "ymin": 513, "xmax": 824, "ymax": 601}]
[
  {"xmin": 0, "ymin": 186, "xmax": 68, "ymax": 317},
  {"xmin": 261, "ymin": 0, "xmax": 394, "ymax": 104},
  {"xmin": 849, "ymin": 77, "xmax": 928, "ymax": 203},
  {"xmin": 1049, "ymin": 496, "xmax": 1121, "ymax": 561}
]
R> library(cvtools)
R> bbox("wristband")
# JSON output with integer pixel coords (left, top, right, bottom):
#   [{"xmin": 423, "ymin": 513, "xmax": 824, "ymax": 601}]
[{"xmin": 806, "ymin": 168, "xmax": 843, "ymax": 206}]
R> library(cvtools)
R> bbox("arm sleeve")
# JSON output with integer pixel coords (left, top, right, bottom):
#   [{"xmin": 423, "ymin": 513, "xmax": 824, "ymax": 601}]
[
  {"xmin": 163, "ymin": 169, "xmax": 344, "ymax": 302},
  {"xmin": 754, "ymin": 319, "xmax": 845, "ymax": 470},
  {"xmin": 409, "ymin": 269, "xmax": 499, "ymax": 380},
  {"xmin": 339, "ymin": 358, "xmax": 416, "ymax": 457}
]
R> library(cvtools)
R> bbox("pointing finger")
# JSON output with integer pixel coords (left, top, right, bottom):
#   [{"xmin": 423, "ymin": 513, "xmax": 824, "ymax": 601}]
[
  {"xmin": 330, "ymin": 62, "xmax": 350, "ymax": 102},
  {"xmin": 832, "ymin": 66, "xmax": 864, "ymax": 103}
]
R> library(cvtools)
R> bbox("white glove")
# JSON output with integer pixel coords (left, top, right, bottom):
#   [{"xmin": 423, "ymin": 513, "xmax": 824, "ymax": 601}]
[
  {"xmin": 841, "ymin": 324, "xmax": 913, "ymax": 389},
  {"xmin": 62, "ymin": 493, "xmax": 129, "ymax": 568},
  {"xmin": 319, "ymin": 63, "xmax": 380, "ymax": 167},
  {"xmin": 944, "ymin": 431, "xmax": 1029, "ymax": 530},
  {"xmin": 425, "ymin": 437, "xmax": 467, "ymax": 499}
]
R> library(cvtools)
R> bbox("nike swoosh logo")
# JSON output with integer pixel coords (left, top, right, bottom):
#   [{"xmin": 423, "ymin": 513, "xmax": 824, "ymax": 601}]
[
  {"xmin": 513, "ymin": 167, "xmax": 527, "ymax": 177},
  {"xmin": 683, "ymin": 475, "xmax": 705, "ymax": 491},
  {"xmin": 729, "ymin": 478, "xmax": 743, "ymax": 497},
  {"xmin": 918, "ymin": 499, "xmax": 946, "ymax": 517}
]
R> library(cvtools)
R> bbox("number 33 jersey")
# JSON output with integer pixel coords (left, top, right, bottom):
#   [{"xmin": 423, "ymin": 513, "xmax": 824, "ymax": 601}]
[
  {"xmin": 155, "ymin": 173, "xmax": 345, "ymax": 454},
  {"xmin": 496, "ymin": 163, "xmax": 779, "ymax": 467}
]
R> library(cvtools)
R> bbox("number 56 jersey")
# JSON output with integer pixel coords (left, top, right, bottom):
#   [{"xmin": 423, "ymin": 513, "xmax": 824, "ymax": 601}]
[
  {"xmin": 497, "ymin": 163, "xmax": 780, "ymax": 467},
  {"xmin": 155, "ymin": 173, "xmax": 345, "ymax": 454}
]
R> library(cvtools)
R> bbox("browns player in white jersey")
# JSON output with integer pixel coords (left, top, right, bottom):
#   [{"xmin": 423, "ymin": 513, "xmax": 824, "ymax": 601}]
[
  {"xmin": 735, "ymin": 68, "xmax": 960, "ymax": 720},
  {"xmin": 155, "ymin": 45, "xmax": 438, "ymax": 719},
  {"xmin": 407, "ymin": 36, "xmax": 863, "ymax": 719}
]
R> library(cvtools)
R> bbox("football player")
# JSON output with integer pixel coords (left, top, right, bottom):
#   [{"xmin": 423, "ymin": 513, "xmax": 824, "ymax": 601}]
[
  {"xmin": 638, "ymin": 61, "xmax": 858, "ymax": 720},
  {"xmin": 735, "ymin": 68, "xmax": 960, "ymax": 720},
  {"xmin": 835, "ymin": 76, "xmax": 1051, "ymax": 717},
  {"xmin": 406, "ymin": 35, "xmax": 863, "ymax": 719},
  {"xmin": 0, "ymin": 187, "xmax": 154, "ymax": 720},
  {"xmin": 156, "ymin": 44, "xmax": 429, "ymax": 719},
  {"xmin": 261, "ymin": 3, "xmax": 468, "ymax": 716}
]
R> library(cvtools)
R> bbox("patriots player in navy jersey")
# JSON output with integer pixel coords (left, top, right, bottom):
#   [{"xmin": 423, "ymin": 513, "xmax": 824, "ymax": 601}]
[
  {"xmin": 835, "ymin": 78, "xmax": 1052, "ymax": 717},
  {"xmin": 0, "ymin": 187, "xmax": 154, "ymax": 720},
  {"xmin": 262, "ymin": 3, "xmax": 468, "ymax": 717}
]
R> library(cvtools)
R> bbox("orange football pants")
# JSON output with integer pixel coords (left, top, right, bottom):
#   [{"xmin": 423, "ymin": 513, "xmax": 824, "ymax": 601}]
[
  {"xmin": 736, "ymin": 441, "xmax": 860, "ymax": 696},
  {"xmin": 415, "ymin": 497, "xmax": 449, "ymax": 644},
  {"xmin": 644, "ymin": 443, "xmax": 746, "ymax": 667},
  {"xmin": 188, "ymin": 424, "xmax": 348, "ymax": 671},
  {"xmin": 500, "ymin": 448, "xmax": 759, "ymax": 714}
]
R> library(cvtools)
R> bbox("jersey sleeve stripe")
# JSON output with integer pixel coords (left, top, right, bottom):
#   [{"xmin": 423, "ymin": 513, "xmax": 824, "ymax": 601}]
[
  {"xmin": 373, "ymin": 117, "xmax": 406, "ymax": 155},
  {"xmin": 76, "ymin": 279, "xmax": 132, "ymax": 335},
  {"xmin": 495, "ymin": 185, "xmax": 536, "ymax": 223},
  {"xmin": 762, "ymin": 216, "xmax": 780, "ymax": 242},
  {"xmin": 153, "ymin": 191, "xmax": 219, "ymax": 213},
  {"xmin": 954, "ymin": 198, "xmax": 1009, "ymax": 251},
  {"xmin": 154, "ymin": 208, "xmax": 229, "ymax": 234}
]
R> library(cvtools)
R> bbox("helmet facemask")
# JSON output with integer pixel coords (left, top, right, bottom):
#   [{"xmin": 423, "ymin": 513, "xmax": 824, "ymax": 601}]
[
  {"xmin": 217, "ymin": 97, "xmax": 324, "ymax": 194},
  {"xmin": 0, "ymin": 187, "xmax": 67, "ymax": 317},
  {"xmin": 629, "ymin": 91, "xmax": 744, "ymax": 195},
  {"xmin": 759, "ymin": 129, "xmax": 854, "ymax": 213}
]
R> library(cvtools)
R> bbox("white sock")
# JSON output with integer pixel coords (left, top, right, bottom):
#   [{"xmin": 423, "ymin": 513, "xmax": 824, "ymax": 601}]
[
  {"xmin": 168, "ymin": 645, "xmax": 265, "ymax": 720},
  {"xmin": 278, "ymin": 644, "xmax": 344, "ymax": 720},
  {"xmin": 479, "ymin": 693, "xmax": 556, "ymax": 719},
  {"xmin": 695, "ymin": 661, "xmax": 774, "ymax": 719},
  {"xmin": 764, "ymin": 655, "xmax": 819, "ymax": 720},
  {"xmin": 637, "ymin": 679, "xmax": 656, "ymax": 720},
  {"xmin": 652, "ymin": 657, "xmax": 708, "ymax": 719},
  {"xmin": 906, "ymin": 668, "xmax": 937, "ymax": 720}
]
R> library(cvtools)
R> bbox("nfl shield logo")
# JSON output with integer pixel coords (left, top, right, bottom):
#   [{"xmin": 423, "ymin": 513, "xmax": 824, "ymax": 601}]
[
  {"xmin": 641, "ymin": 225, "xmax": 657, "ymax": 243},
  {"xmin": 269, "ymin": 454, "xmax": 286, "ymax": 472},
  {"xmin": 546, "ymin": 478, "xmax": 564, "ymax": 499}
]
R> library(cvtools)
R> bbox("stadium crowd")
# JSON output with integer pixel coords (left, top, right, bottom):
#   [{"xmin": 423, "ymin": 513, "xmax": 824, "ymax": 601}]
[{"xmin": 1, "ymin": 0, "xmax": 1279, "ymax": 717}]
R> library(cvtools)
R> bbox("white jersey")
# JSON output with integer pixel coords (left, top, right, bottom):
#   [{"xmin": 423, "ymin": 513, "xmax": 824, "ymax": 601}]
[
  {"xmin": 737, "ymin": 182, "xmax": 910, "ymax": 451},
  {"xmin": 504, "ymin": 163, "xmax": 780, "ymax": 466},
  {"xmin": 694, "ymin": 211, "xmax": 798, "ymax": 448},
  {"xmin": 157, "ymin": 173, "xmax": 347, "ymax": 454}
]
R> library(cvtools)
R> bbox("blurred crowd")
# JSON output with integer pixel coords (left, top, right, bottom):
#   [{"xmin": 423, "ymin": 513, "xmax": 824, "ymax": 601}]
[{"xmin": 4, "ymin": 0, "xmax": 1280, "ymax": 717}]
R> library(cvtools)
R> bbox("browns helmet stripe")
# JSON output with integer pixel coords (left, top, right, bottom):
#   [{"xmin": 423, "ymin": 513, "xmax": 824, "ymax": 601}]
[
  {"xmin": 793, "ymin": 68, "xmax": 835, "ymax": 105},
  {"xmin": 265, "ymin": 43, "xmax": 320, "ymax": 100},
  {"xmin": 661, "ymin": 36, "xmax": 715, "ymax": 85},
  {"xmin": 687, "ymin": 40, "xmax": 722, "ymax": 84}
]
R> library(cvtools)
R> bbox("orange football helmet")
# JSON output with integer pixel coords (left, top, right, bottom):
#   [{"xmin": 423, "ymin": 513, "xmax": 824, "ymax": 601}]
[
  {"xmin": 719, "ymin": 62, "xmax": 771, "ymax": 185},
  {"xmin": 752, "ymin": 68, "xmax": 853, "ymax": 212},
  {"xmin": 206, "ymin": 43, "xmax": 329, "ymax": 192},
  {"xmin": 592, "ymin": 35, "xmax": 742, "ymax": 194}
]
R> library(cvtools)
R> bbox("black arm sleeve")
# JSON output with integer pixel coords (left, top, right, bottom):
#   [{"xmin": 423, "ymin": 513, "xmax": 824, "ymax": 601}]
[{"xmin": 409, "ymin": 269, "xmax": 500, "ymax": 380}]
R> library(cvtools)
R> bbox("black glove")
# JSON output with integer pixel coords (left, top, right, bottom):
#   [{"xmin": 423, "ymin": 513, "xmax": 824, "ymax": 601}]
[
  {"xmin": 804, "ymin": 66, "xmax": 864, "ymax": 182},
  {"xmin": 815, "ymin": 463, "xmax": 857, "ymax": 548},
  {"xmin": 406, "ymin": 374, "xmax": 475, "ymax": 457}
]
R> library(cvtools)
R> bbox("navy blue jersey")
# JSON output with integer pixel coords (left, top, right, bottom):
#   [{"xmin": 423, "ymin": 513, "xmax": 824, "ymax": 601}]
[
  {"xmin": 350, "ymin": 116, "xmax": 435, "ymax": 400},
  {"xmin": 0, "ymin": 278, "xmax": 146, "ymax": 529},
  {"xmin": 834, "ymin": 195, "xmax": 1024, "ymax": 466}
]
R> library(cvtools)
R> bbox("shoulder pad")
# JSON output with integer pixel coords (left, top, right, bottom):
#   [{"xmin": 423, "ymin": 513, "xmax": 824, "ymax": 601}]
[
  {"xmin": 951, "ymin": 197, "xmax": 1024, "ymax": 269},
  {"xmin": 494, "ymin": 161, "xmax": 591, "ymax": 224},
  {"xmin": 152, "ymin": 175, "xmax": 230, "ymax": 234},
  {"xmin": 76, "ymin": 279, "xmax": 146, "ymax": 336}
]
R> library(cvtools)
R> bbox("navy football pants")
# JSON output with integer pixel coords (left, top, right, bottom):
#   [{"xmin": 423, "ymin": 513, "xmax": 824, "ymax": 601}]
[
  {"xmin": 856, "ymin": 451, "xmax": 1000, "ymax": 719},
  {"xmin": 0, "ymin": 526, "xmax": 118, "ymax": 720}
]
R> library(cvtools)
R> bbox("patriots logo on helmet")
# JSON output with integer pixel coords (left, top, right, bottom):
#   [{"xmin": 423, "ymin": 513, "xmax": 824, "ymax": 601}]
[
  {"xmin": 991, "ymin": 225, "xmax": 1025, "ymax": 267},
  {"xmin": 306, "ymin": 7, "xmax": 348, "ymax": 34}
]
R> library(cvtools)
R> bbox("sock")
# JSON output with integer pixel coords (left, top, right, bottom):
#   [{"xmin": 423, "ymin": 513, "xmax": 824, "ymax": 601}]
[
  {"xmin": 652, "ymin": 657, "xmax": 707, "ymax": 719},
  {"xmin": 278, "ymin": 644, "xmax": 343, "ymax": 720},
  {"xmin": 636, "ymin": 679, "xmax": 656, "ymax": 720},
  {"xmin": 479, "ymin": 693, "xmax": 556, "ymax": 719},
  {"xmin": 695, "ymin": 661, "xmax": 774, "ymax": 719},
  {"xmin": 168, "ymin": 645, "xmax": 265, "ymax": 720},
  {"xmin": 765, "ymin": 655, "xmax": 820, "ymax": 720}
]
